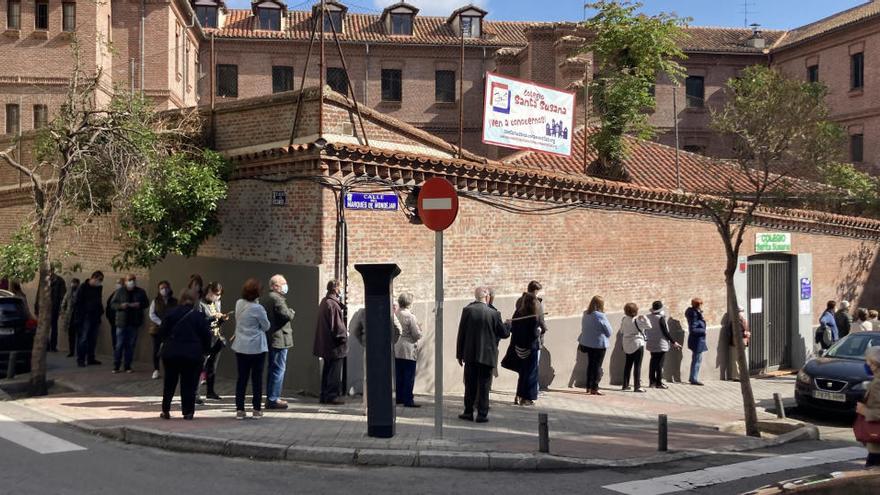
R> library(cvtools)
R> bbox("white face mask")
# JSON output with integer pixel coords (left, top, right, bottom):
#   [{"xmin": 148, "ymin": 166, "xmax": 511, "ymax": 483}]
[
  {"xmin": 126, "ymin": 280, "xmax": 136, "ymax": 289},
  {"xmin": 159, "ymin": 288, "xmax": 169, "ymax": 297},
  {"xmin": 280, "ymin": 284, "xmax": 289, "ymax": 295}
]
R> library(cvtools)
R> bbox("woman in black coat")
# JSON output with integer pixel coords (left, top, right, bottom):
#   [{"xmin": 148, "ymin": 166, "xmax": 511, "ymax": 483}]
[
  {"xmin": 502, "ymin": 293, "xmax": 541, "ymax": 406},
  {"xmin": 159, "ymin": 291, "xmax": 211, "ymax": 420}
]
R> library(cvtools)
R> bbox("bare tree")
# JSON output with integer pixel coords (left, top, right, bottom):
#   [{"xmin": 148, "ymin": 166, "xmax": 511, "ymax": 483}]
[
  {"xmin": 0, "ymin": 43, "xmax": 202, "ymax": 395},
  {"xmin": 702, "ymin": 66, "xmax": 844, "ymax": 437}
]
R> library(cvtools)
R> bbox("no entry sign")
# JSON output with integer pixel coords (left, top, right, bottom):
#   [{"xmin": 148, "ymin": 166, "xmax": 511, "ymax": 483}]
[{"xmin": 417, "ymin": 178, "xmax": 459, "ymax": 232}]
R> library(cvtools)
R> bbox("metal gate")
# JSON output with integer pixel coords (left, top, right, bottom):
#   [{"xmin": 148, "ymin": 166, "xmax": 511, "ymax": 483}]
[{"xmin": 747, "ymin": 258, "xmax": 792, "ymax": 373}]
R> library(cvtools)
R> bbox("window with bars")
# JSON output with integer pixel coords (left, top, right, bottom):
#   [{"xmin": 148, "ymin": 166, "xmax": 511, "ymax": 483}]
[
  {"xmin": 62, "ymin": 2, "xmax": 75, "ymax": 31},
  {"xmin": 461, "ymin": 16, "xmax": 480, "ymax": 38},
  {"xmin": 5, "ymin": 104, "xmax": 20, "ymax": 135},
  {"xmin": 7, "ymin": 0, "xmax": 20, "ymax": 29},
  {"xmin": 685, "ymin": 76, "xmax": 705, "ymax": 108},
  {"xmin": 216, "ymin": 64, "xmax": 238, "ymax": 98},
  {"xmin": 272, "ymin": 66, "xmax": 294, "ymax": 93},
  {"xmin": 33, "ymin": 105, "xmax": 48, "ymax": 129},
  {"xmin": 381, "ymin": 69, "xmax": 402, "ymax": 102},
  {"xmin": 327, "ymin": 67, "xmax": 349, "ymax": 95},
  {"xmin": 435, "ymin": 70, "xmax": 455, "ymax": 103},
  {"xmin": 35, "ymin": 0, "xmax": 48, "ymax": 30}
]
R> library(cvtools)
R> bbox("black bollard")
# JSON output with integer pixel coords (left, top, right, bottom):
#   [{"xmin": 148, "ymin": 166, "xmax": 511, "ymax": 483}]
[
  {"xmin": 773, "ymin": 393, "xmax": 786, "ymax": 419},
  {"xmin": 355, "ymin": 263, "xmax": 401, "ymax": 439},
  {"xmin": 658, "ymin": 414, "xmax": 668, "ymax": 452},
  {"xmin": 538, "ymin": 413, "xmax": 550, "ymax": 453}
]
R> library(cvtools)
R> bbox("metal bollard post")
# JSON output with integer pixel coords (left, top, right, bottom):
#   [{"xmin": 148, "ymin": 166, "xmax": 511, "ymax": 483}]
[
  {"xmin": 538, "ymin": 413, "xmax": 550, "ymax": 453},
  {"xmin": 6, "ymin": 351, "xmax": 16, "ymax": 379},
  {"xmin": 773, "ymin": 393, "xmax": 786, "ymax": 419},
  {"xmin": 658, "ymin": 414, "xmax": 668, "ymax": 452}
]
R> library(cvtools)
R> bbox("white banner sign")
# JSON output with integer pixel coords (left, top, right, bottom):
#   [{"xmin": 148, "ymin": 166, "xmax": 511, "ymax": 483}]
[{"xmin": 482, "ymin": 72, "xmax": 576, "ymax": 157}]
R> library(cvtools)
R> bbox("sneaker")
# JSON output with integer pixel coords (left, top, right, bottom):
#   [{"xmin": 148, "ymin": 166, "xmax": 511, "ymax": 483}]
[
  {"xmin": 266, "ymin": 400, "xmax": 289, "ymax": 410},
  {"xmin": 111, "ymin": 369, "xmax": 120, "ymax": 374},
  {"xmin": 520, "ymin": 399, "xmax": 535, "ymax": 406},
  {"xmin": 690, "ymin": 381, "xmax": 705, "ymax": 386},
  {"xmin": 634, "ymin": 388, "xmax": 647, "ymax": 393},
  {"xmin": 151, "ymin": 370, "xmax": 160, "ymax": 380},
  {"xmin": 235, "ymin": 410, "xmax": 246, "ymax": 420},
  {"xmin": 252, "ymin": 410, "xmax": 263, "ymax": 419},
  {"xmin": 206, "ymin": 392, "xmax": 222, "ymax": 401},
  {"xmin": 125, "ymin": 368, "xmax": 133, "ymax": 374}
]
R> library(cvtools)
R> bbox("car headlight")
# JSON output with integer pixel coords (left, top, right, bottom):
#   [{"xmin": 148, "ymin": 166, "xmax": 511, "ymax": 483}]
[
  {"xmin": 852, "ymin": 380, "xmax": 871, "ymax": 391},
  {"xmin": 797, "ymin": 370, "xmax": 812, "ymax": 385}
]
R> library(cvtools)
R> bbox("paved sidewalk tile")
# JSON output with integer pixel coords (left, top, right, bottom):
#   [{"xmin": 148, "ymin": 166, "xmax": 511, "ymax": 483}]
[{"xmin": 13, "ymin": 354, "xmax": 797, "ymax": 461}]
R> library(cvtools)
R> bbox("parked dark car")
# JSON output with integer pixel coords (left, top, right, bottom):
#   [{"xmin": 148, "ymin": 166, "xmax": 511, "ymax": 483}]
[
  {"xmin": 0, "ymin": 291, "xmax": 37, "ymax": 377},
  {"xmin": 794, "ymin": 331, "xmax": 880, "ymax": 414}
]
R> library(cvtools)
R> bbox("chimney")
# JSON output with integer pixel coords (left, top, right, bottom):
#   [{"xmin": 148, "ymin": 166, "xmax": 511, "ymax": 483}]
[{"xmin": 745, "ymin": 23, "xmax": 765, "ymax": 49}]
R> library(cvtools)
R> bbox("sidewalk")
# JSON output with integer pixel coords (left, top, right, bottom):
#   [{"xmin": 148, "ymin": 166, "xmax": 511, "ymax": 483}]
[{"xmin": 9, "ymin": 354, "xmax": 807, "ymax": 469}]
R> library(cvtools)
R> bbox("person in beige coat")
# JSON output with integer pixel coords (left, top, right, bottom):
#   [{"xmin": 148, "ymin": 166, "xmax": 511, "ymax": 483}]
[
  {"xmin": 394, "ymin": 292, "xmax": 422, "ymax": 407},
  {"xmin": 856, "ymin": 346, "xmax": 880, "ymax": 467}
]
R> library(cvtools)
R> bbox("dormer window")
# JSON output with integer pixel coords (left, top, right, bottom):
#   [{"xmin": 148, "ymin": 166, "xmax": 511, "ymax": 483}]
[
  {"xmin": 194, "ymin": 0, "xmax": 224, "ymax": 29},
  {"xmin": 313, "ymin": 1, "xmax": 347, "ymax": 33},
  {"xmin": 382, "ymin": 2, "xmax": 418, "ymax": 36},
  {"xmin": 253, "ymin": 1, "xmax": 283, "ymax": 31},
  {"xmin": 448, "ymin": 5, "xmax": 487, "ymax": 39}
]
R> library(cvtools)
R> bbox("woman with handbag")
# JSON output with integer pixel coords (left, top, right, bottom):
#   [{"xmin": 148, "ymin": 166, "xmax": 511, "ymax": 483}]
[
  {"xmin": 855, "ymin": 346, "xmax": 880, "ymax": 467},
  {"xmin": 159, "ymin": 291, "xmax": 211, "ymax": 420},
  {"xmin": 621, "ymin": 303, "xmax": 650, "ymax": 392},
  {"xmin": 200, "ymin": 282, "xmax": 229, "ymax": 400},
  {"xmin": 147, "ymin": 280, "xmax": 178, "ymax": 380},
  {"xmin": 502, "ymin": 293, "xmax": 542, "ymax": 406},
  {"xmin": 578, "ymin": 296, "xmax": 613, "ymax": 395}
]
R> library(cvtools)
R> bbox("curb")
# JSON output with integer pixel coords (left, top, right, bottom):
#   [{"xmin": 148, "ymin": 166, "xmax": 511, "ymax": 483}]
[
  {"xmin": 54, "ymin": 420, "xmax": 820, "ymax": 471},
  {"xmin": 21, "ymin": 378, "xmax": 822, "ymax": 472}
]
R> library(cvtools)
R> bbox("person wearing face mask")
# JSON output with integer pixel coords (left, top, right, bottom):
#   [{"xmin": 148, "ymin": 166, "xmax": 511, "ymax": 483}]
[
  {"xmin": 72, "ymin": 271, "xmax": 105, "ymax": 367},
  {"xmin": 200, "ymin": 282, "xmax": 229, "ymax": 401},
  {"xmin": 110, "ymin": 274, "xmax": 150, "ymax": 373},
  {"xmin": 148, "ymin": 281, "xmax": 178, "ymax": 380},
  {"xmin": 106, "ymin": 277, "xmax": 124, "ymax": 353},
  {"xmin": 262, "ymin": 274, "xmax": 296, "ymax": 409}
]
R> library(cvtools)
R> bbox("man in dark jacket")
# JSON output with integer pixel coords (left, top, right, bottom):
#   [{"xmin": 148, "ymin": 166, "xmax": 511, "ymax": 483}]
[
  {"xmin": 72, "ymin": 271, "xmax": 105, "ymax": 367},
  {"xmin": 110, "ymin": 274, "xmax": 149, "ymax": 373},
  {"xmin": 106, "ymin": 278, "xmax": 123, "ymax": 353},
  {"xmin": 313, "ymin": 279, "xmax": 347, "ymax": 405},
  {"xmin": 262, "ymin": 274, "xmax": 296, "ymax": 410},
  {"xmin": 35, "ymin": 269, "xmax": 66, "ymax": 352},
  {"xmin": 456, "ymin": 286, "xmax": 511, "ymax": 423},
  {"xmin": 835, "ymin": 300, "xmax": 853, "ymax": 339},
  {"xmin": 159, "ymin": 292, "xmax": 211, "ymax": 420},
  {"xmin": 514, "ymin": 281, "xmax": 549, "ymax": 336}
]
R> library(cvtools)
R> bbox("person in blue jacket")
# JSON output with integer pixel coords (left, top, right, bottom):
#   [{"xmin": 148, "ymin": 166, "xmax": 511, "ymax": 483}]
[
  {"xmin": 685, "ymin": 298, "xmax": 708, "ymax": 386},
  {"xmin": 578, "ymin": 295, "xmax": 613, "ymax": 395},
  {"xmin": 817, "ymin": 300, "xmax": 839, "ymax": 350}
]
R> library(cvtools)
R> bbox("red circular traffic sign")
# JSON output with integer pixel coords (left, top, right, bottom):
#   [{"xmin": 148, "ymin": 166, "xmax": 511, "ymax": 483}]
[{"xmin": 417, "ymin": 178, "xmax": 459, "ymax": 231}]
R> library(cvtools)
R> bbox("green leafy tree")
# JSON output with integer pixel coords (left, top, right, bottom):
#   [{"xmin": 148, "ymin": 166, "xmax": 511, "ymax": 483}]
[
  {"xmin": 582, "ymin": 1, "xmax": 688, "ymax": 178},
  {"xmin": 819, "ymin": 162, "xmax": 880, "ymax": 215},
  {"xmin": 705, "ymin": 66, "xmax": 844, "ymax": 437},
  {"xmin": 0, "ymin": 226, "xmax": 41, "ymax": 284},
  {"xmin": 0, "ymin": 43, "xmax": 226, "ymax": 395}
]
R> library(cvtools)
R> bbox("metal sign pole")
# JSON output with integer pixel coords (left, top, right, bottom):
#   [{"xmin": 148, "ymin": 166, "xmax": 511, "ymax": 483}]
[{"xmin": 434, "ymin": 229, "xmax": 444, "ymax": 438}]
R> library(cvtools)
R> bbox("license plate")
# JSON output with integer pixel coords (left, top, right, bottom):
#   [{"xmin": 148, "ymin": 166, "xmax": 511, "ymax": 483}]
[
  {"xmin": 813, "ymin": 390, "xmax": 846, "ymax": 402},
  {"xmin": 0, "ymin": 328, "xmax": 14, "ymax": 336}
]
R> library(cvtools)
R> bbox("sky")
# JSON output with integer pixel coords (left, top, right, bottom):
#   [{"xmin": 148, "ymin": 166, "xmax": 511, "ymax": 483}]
[{"xmin": 226, "ymin": 1, "xmax": 870, "ymax": 30}]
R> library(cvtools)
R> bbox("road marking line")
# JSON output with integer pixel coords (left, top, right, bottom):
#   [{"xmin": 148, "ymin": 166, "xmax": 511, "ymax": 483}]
[
  {"xmin": 422, "ymin": 198, "xmax": 453, "ymax": 210},
  {"xmin": 603, "ymin": 446, "xmax": 865, "ymax": 495},
  {"xmin": 0, "ymin": 414, "xmax": 87, "ymax": 454}
]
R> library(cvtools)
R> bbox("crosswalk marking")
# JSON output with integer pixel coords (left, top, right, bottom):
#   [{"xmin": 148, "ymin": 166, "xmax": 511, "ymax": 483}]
[
  {"xmin": 0, "ymin": 413, "xmax": 87, "ymax": 454},
  {"xmin": 603, "ymin": 446, "xmax": 866, "ymax": 495}
]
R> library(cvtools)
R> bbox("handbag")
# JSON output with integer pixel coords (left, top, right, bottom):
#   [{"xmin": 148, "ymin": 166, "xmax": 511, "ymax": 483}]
[
  {"xmin": 853, "ymin": 412, "xmax": 880, "ymax": 443},
  {"xmin": 822, "ymin": 326, "xmax": 834, "ymax": 348}
]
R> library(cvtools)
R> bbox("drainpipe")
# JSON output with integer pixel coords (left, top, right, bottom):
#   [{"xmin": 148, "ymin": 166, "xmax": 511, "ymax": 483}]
[
  {"xmin": 140, "ymin": 0, "xmax": 145, "ymax": 95},
  {"xmin": 364, "ymin": 43, "xmax": 370, "ymax": 106}
]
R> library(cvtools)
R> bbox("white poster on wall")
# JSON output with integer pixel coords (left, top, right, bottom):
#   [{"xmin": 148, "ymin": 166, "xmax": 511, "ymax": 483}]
[
  {"xmin": 750, "ymin": 298, "xmax": 763, "ymax": 314},
  {"xmin": 482, "ymin": 72, "xmax": 576, "ymax": 157}
]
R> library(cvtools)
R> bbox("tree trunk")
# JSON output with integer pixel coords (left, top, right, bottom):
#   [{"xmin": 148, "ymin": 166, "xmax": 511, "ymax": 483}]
[
  {"xmin": 724, "ymin": 270, "xmax": 761, "ymax": 437},
  {"xmin": 29, "ymin": 233, "xmax": 52, "ymax": 396}
]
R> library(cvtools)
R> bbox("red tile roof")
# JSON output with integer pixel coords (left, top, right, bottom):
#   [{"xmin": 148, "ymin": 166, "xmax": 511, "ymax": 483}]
[
  {"xmin": 211, "ymin": 9, "xmax": 531, "ymax": 46},
  {"xmin": 678, "ymin": 27, "xmax": 785, "ymax": 54},
  {"xmin": 773, "ymin": 1, "xmax": 880, "ymax": 50},
  {"xmin": 504, "ymin": 126, "xmax": 813, "ymax": 195}
]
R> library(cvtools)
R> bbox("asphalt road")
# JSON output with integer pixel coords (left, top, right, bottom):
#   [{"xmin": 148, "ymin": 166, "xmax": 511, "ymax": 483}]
[{"xmin": 0, "ymin": 401, "xmax": 869, "ymax": 495}]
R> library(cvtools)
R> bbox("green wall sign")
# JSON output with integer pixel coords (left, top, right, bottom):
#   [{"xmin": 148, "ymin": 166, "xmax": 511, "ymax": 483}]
[{"xmin": 756, "ymin": 233, "xmax": 792, "ymax": 253}]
